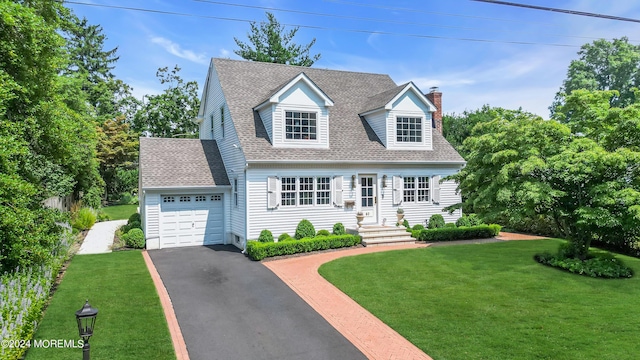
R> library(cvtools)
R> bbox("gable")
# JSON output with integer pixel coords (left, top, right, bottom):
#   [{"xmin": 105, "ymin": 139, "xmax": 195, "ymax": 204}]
[
  {"xmin": 392, "ymin": 90, "xmax": 432, "ymax": 113},
  {"xmin": 279, "ymin": 81, "xmax": 326, "ymax": 107}
]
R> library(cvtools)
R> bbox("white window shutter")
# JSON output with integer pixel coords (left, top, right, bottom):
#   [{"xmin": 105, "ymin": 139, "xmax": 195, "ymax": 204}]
[
  {"xmin": 333, "ymin": 176, "xmax": 343, "ymax": 206},
  {"xmin": 392, "ymin": 176, "xmax": 403, "ymax": 205},
  {"xmin": 267, "ymin": 176, "xmax": 279, "ymax": 209},
  {"xmin": 432, "ymin": 175, "xmax": 441, "ymax": 204}
]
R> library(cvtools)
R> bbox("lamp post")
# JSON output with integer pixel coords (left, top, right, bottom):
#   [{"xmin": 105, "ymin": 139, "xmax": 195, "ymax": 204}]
[{"xmin": 75, "ymin": 300, "xmax": 98, "ymax": 360}]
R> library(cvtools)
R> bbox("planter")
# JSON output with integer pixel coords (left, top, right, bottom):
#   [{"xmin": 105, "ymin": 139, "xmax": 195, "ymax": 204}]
[
  {"xmin": 356, "ymin": 213, "xmax": 365, "ymax": 228},
  {"xmin": 396, "ymin": 213, "xmax": 404, "ymax": 224}
]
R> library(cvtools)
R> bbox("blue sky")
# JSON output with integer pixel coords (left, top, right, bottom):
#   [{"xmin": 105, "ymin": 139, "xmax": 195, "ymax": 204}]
[{"xmin": 66, "ymin": 0, "xmax": 640, "ymax": 118}]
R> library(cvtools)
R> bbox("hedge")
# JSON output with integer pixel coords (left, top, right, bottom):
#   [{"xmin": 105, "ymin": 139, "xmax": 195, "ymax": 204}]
[
  {"xmin": 246, "ymin": 234, "xmax": 361, "ymax": 261},
  {"xmin": 413, "ymin": 224, "xmax": 501, "ymax": 242}
]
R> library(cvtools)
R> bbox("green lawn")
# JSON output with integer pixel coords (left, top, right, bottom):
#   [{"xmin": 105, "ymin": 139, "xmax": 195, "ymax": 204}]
[
  {"xmin": 101, "ymin": 204, "xmax": 138, "ymax": 221},
  {"xmin": 26, "ymin": 252, "xmax": 174, "ymax": 360},
  {"xmin": 319, "ymin": 240, "xmax": 640, "ymax": 360}
]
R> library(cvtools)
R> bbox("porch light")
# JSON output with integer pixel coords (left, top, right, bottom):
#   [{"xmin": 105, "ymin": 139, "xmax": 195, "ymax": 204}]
[
  {"xmin": 351, "ymin": 175, "xmax": 357, "ymax": 189},
  {"xmin": 382, "ymin": 175, "xmax": 388, "ymax": 188},
  {"xmin": 75, "ymin": 300, "xmax": 98, "ymax": 360}
]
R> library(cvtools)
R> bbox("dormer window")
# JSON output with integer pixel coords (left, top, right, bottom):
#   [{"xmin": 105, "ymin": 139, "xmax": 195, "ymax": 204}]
[
  {"xmin": 285, "ymin": 111, "xmax": 317, "ymax": 140},
  {"xmin": 396, "ymin": 116, "xmax": 422, "ymax": 143}
]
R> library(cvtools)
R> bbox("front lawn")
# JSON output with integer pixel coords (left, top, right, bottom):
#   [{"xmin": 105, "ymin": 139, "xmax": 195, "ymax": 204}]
[
  {"xmin": 101, "ymin": 204, "xmax": 138, "ymax": 221},
  {"xmin": 319, "ymin": 240, "xmax": 640, "ymax": 360},
  {"xmin": 26, "ymin": 252, "xmax": 174, "ymax": 360}
]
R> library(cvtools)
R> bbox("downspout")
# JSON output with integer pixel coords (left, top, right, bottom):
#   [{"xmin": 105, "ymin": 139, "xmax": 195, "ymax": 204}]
[{"xmin": 242, "ymin": 162, "xmax": 249, "ymax": 253}]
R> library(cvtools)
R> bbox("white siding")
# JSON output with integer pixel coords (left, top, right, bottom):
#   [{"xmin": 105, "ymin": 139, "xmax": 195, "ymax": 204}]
[
  {"xmin": 200, "ymin": 65, "xmax": 248, "ymax": 244},
  {"xmin": 144, "ymin": 193, "xmax": 160, "ymax": 239},
  {"xmin": 258, "ymin": 105, "xmax": 273, "ymax": 143},
  {"xmin": 245, "ymin": 165, "xmax": 462, "ymax": 239},
  {"xmin": 387, "ymin": 91, "xmax": 433, "ymax": 150},
  {"xmin": 363, "ymin": 110, "xmax": 387, "ymax": 146},
  {"xmin": 271, "ymin": 81, "xmax": 330, "ymax": 149}
]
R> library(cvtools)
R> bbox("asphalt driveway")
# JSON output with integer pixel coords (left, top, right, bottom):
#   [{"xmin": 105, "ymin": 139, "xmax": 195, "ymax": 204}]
[{"xmin": 148, "ymin": 245, "xmax": 366, "ymax": 360}]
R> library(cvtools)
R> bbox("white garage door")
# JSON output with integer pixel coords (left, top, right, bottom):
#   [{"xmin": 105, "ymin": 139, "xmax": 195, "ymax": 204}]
[{"xmin": 160, "ymin": 194, "xmax": 224, "ymax": 248}]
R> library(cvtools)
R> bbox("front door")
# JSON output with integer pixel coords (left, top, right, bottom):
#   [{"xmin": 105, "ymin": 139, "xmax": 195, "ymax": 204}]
[{"xmin": 360, "ymin": 175, "xmax": 377, "ymax": 224}]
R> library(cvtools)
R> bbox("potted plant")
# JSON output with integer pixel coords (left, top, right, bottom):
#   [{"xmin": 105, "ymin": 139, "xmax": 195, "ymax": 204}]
[
  {"xmin": 396, "ymin": 208, "xmax": 404, "ymax": 224},
  {"xmin": 356, "ymin": 211, "xmax": 365, "ymax": 228}
]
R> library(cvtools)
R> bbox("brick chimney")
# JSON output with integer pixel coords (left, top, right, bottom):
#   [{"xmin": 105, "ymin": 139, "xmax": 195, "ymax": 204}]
[{"xmin": 425, "ymin": 87, "xmax": 442, "ymax": 134}]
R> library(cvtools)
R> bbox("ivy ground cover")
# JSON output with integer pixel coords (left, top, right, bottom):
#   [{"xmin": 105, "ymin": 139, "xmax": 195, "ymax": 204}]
[
  {"xmin": 319, "ymin": 240, "xmax": 640, "ymax": 360},
  {"xmin": 25, "ymin": 252, "xmax": 174, "ymax": 360}
]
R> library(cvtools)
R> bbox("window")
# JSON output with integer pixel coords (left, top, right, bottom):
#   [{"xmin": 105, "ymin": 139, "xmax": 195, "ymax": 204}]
[
  {"xmin": 233, "ymin": 178, "xmax": 238, "ymax": 207},
  {"xmin": 403, "ymin": 176, "xmax": 431, "ymax": 203},
  {"xmin": 280, "ymin": 176, "xmax": 331, "ymax": 207},
  {"xmin": 210, "ymin": 114, "xmax": 214, "ymax": 136},
  {"xmin": 403, "ymin": 177, "xmax": 415, "ymax": 202},
  {"xmin": 316, "ymin": 177, "xmax": 330, "ymax": 205},
  {"xmin": 417, "ymin": 176, "xmax": 430, "ymax": 202},
  {"xmin": 195, "ymin": 195, "xmax": 207, "ymax": 202},
  {"xmin": 285, "ymin": 111, "xmax": 317, "ymax": 140},
  {"xmin": 163, "ymin": 196, "xmax": 175, "ymax": 203},
  {"xmin": 179, "ymin": 196, "xmax": 191, "ymax": 202},
  {"xmin": 220, "ymin": 106, "xmax": 225, "ymax": 137},
  {"xmin": 211, "ymin": 194, "xmax": 221, "ymax": 201},
  {"xmin": 396, "ymin": 117, "xmax": 422, "ymax": 143}
]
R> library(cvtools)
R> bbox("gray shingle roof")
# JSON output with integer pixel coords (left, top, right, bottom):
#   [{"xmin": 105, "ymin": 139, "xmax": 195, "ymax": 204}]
[
  {"xmin": 360, "ymin": 83, "xmax": 408, "ymax": 114},
  {"xmin": 213, "ymin": 58, "xmax": 465, "ymax": 164},
  {"xmin": 139, "ymin": 138, "xmax": 230, "ymax": 189}
]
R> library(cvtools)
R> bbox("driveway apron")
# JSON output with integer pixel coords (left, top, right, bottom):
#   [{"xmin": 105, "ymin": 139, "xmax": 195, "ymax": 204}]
[{"xmin": 148, "ymin": 245, "xmax": 366, "ymax": 360}]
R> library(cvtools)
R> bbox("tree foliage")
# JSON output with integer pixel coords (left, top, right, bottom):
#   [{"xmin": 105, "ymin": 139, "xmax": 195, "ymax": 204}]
[
  {"xmin": 451, "ymin": 90, "xmax": 640, "ymax": 259},
  {"xmin": 234, "ymin": 12, "xmax": 321, "ymax": 66},
  {"xmin": 133, "ymin": 66, "xmax": 200, "ymax": 138},
  {"xmin": 551, "ymin": 37, "xmax": 640, "ymax": 117},
  {"xmin": 96, "ymin": 116, "xmax": 139, "ymax": 201}
]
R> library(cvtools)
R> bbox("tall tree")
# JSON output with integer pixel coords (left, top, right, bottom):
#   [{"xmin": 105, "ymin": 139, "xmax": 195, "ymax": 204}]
[
  {"xmin": 551, "ymin": 37, "xmax": 640, "ymax": 117},
  {"xmin": 132, "ymin": 66, "xmax": 200, "ymax": 138},
  {"xmin": 96, "ymin": 116, "xmax": 139, "ymax": 202},
  {"xmin": 234, "ymin": 12, "xmax": 321, "ymax": 66}
]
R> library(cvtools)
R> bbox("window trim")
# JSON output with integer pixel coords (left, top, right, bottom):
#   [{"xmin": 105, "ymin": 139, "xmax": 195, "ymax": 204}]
[
  {"xmin": 283, "ymin": 109, "xmax": 319, "ymax": 142},
  {"xmin": 396, "ymin": 116, "xmax": 423, "ymax": 144},
  {"xmin": 403, "ymin": 176, "xmax": 431, "ymax": 203},
  {"xmin": 280, "ymin": 176, "xmax": 332, "ymax": 207},
  {"xmin": 220, "ymin": 105, "xmax": 225, "ymax": 138},
  {"xmin": 233, "ymin": 178, "xmax": 238, "ymax": 207}
]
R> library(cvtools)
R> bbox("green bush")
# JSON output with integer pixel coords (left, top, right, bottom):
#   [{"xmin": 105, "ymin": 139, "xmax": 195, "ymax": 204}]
[
  {"xmin": 535, "ymin": 249, "xmax": 633, "ymax": 278},
  {"xmin": 427, "ymin": 214, "xmax": 446, "ymax": 229},
  {"xmin": 258, "ymin": 229, "xmax": 274, "ymax": 243},
  {"xmin": 295, "ymin": 219, "xmax": 316, "ymax": 239},
  {"xmin": 278, "ymin": 233, "xmax": 291, "ymax": 242},
  {"xmin": 96, "ymin": 210, "xmax": 111, "ymax": 222},
  {"xmin": 72, "ymin": 208, "xmax": 97, "ymax": 231},
  {"xmin": 123, "ymin": 220, "xmax": 142, "ymax": 234},
  {"xmin": 455, "ymin": 216, "xmax": 471, "ymax": 227},
  {"xmin": 118, "ymin": 192, "xmax": 139, "ymax": 205},
  {"xmin": 122, "ymin": 228, "xmax": 145, "ymax": 249},
  {"xmin": 246, "ymin": 234, "xmax": 361, "ymax": 261},
  {"xmin": 128, "ymin": 213, "xmax": 141, "ymax": 224},
  {"xmin": 467, "ymin": 213, "xmax": 484, "ymax": 226},
  {"xmin": 412, "ymin": 224, "xmax": 425, "ymax": 231},
  {"xmin": 332, "ymin": 222, "xmax": 346, "ymax": 235},
  {"xmin": 444, "ymin": 223, "xmax": 456, "ymax": 228},
  {"xmin": 317, "ymin": 229, "xmax": 330, "ymax": 237},
  {"xmin": 402, "ymin": 219, "xmax": 410, "ymax": 229},
  {"xmin": 415, "ymin": 224, "xmax": 500, "ymax": 242}
]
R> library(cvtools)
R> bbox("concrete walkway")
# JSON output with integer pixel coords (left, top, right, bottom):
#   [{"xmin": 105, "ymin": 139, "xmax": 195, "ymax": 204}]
[{"xmin": 77, "ymin": 219, "xmax": 127, "ymax": 254}]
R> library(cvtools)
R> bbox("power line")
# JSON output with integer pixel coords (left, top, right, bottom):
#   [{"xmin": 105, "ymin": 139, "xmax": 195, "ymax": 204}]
[
  {"xmin": 472, "ymin": 0, "xmax": 640, "ymax": 24},
  {"xmin": 192, "ymin": 0, "xmax": 621, "ymax": 42},
  {"xmin": 64, "ymin": 1, "xmax": 580, "ymax": 48}
]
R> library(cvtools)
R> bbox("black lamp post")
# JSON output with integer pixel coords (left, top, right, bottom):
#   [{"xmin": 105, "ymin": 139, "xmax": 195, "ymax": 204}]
[{"xmin": 75, "ymin": 300, "xmax": 98, "ymax": 360}]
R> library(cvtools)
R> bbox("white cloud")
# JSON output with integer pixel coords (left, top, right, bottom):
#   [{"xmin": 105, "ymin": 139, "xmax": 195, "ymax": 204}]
[
  {"xmin": 151, "ymin": 37, "xmax": 208, "ymax": 65},
  {"xmin": 219, "ymin": 48, "xmax": 231, "ymax": 58}
]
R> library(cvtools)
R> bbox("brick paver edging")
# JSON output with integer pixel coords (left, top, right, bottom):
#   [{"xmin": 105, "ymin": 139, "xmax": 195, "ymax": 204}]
[
  {"xmin": 142, "ymin": 251, "xmax": 190, "ymax": 360},
  {"xmin": 263, "ymin": 243, "xmax": 434, "ymax": 360}
]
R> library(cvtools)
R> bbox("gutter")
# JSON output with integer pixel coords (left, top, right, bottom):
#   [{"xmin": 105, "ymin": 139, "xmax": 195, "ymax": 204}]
[{"xmin": 246, "ymin": 159, "xmax": 467, "ymax": 165}]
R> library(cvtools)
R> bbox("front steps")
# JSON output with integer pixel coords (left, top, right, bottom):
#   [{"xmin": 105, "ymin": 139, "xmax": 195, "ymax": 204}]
[{"xmin": 350, "ymin": 225, "xmax": 416, "ymax": 247}]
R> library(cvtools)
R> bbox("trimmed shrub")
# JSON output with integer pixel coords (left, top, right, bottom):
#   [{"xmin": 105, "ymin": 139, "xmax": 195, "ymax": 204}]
[
  {"xmin": 332, "ymin": 222, "xmax": 346, "ymax": 235},
  {"xmin": 123, "ymin": 220, "xmax": 142, "ymax": 234},
  {"xmin": 258, "ymin": 229, "xmax": 274, "ymax": 243},
  {"xmin": 444, "ymin": 223, "xmax": 456, "ymax": 228},
  {"xmin": 427, "ymin": 214, "xmax": 445, "ymax": 229},
  {"xmin": 467, "ymin": 213, "xmax": 484, "ymax": 226},
  {"xmin": 535, "ymin": 249, "xmax": 633, "ymax": 278},
  {"xmin": 278, "ymin": 233, "xmax": 291, "ymax": 242},
  {"xmin": 128, "ymin": 213, "xmax": 141, "ymax": 224},
  {"xmin": 455, "ymin": 216, "xmax": 471, "ymax": 227},
  {"xmin": 317, "ymin": 229, "xmax": 330, "ymax": 237},
  {"xmin": 123, "ymin": 228, "xmax": 145, "ymax": 249},
  {"xmin": 246, "ymin": 234, "xmax": 361, "ymax": 261},
  {"xmin": 72, "ymin": 208, "xmax": 96, "ymax": 231},
  {"xmin": 402, "ymin": 219, "xmax": 410, "ymax": 229},
  {"xmin": 412, "ymin": 224, "xmax": 425, "ymax": 231},
  {"xmin": 415, "ymin": 224, "xmax": 500, "ymax": 242},
  {"xmin": 295, "ymin": 219, "xmax": 316, "ymax": 239},
  {"xmin": 489, "ymin": 224, "xmax": 502, "ymax": 236}
]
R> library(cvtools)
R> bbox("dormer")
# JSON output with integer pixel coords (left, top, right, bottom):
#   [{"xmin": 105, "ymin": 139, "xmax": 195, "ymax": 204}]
[
  {"xmin": 360, "ymin": 82, "xmax": 437, "ymax": 150},
  {"xmin": 254, "ymin": 73, "xmax": 334, "ymax": 149}
]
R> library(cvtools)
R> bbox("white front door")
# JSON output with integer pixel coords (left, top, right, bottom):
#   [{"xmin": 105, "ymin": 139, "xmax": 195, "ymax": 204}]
[{"xmin": 360, "ymin": 175, "xmax": 377, "ymax": 223}]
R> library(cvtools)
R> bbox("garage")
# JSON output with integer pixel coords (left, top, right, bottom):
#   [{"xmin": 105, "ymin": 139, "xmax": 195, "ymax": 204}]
[{"xmin": 159, "ymin": 194, "xmax": 224, "ymax": 248}]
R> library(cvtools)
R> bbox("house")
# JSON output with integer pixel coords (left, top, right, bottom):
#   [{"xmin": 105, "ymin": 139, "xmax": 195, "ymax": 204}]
[{"xmin": 139, "ymin": 58, "xmax": 465, "ymax": 250}]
